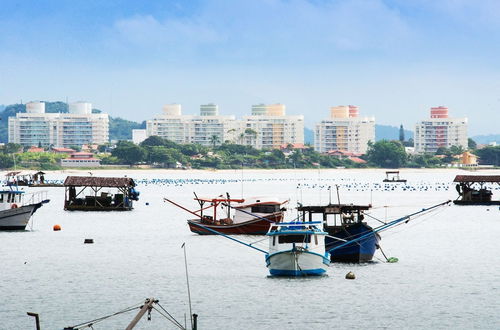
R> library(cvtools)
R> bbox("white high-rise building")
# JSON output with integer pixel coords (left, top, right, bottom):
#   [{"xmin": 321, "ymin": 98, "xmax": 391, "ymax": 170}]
[
  {"xmin": 146, "ymin": 104, "xmax": 239, "ymax": 146},
  {"xmin": 243, "ymin": 104, "xmax": 304, "ymax": 149},
  {"xmin": 414, "ymin": 107, "xmax": 468, "ymax": 153},
  {"xmin": 8, "ymin": 101, "xmax": 109, "ymax": 148},
  {"xmin": 314, "ymin": 105, "xmax": 375, "ymax": 154},
  {"xmin": 146, "ymin": 103, "xmax": 303, "ymax": 149}
]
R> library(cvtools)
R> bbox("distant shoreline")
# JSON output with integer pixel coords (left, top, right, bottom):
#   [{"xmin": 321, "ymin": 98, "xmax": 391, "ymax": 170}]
[{"xmin": 17, "ymin": 167, "xmax": 499, "ymax": 176}]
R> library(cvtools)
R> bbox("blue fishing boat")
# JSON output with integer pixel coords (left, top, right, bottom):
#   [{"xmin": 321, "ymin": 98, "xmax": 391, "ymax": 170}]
[
  {"xmin": 188, "ymin": 220, "xmax": 330, "ymax": 276},
  {"xmin": 297, "ymin": 204, "xmax": 378, "ymax": 263},
  {"xmin": 266, "ymin": 222, "xmax": 330, "ymax": 276}
]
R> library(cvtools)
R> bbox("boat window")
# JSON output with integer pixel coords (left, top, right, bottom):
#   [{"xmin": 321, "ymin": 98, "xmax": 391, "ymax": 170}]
[
  {"xmin": 251, "ymin": 204, "xmax": 280, "ymax": 213},
  {"xmin": 8, "ymin": 193, "xmax": 14, "ymax": 203},
  {"xmin": 278, "ymin": 234, "xmax": 311, "ymax": 244},
  {"xmin": 0, "ymin": 194, "xmax": 3, "ymax": 202},
  {"xmin": 314, "ymin": 235, "xmax": 318, "ymax": 245}
]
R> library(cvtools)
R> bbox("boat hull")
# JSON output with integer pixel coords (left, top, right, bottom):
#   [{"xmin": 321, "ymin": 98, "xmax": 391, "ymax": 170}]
[
  {"xmin": 266, "ymin": 250, "xmax": 329, "ymax": 276},
  {"xmin": 188, "ymin": 213, "xmax": 282, "ymax": 235},
  {"xmin": 0, "ymin": 204, "xmax": 39, "ymax": 230},
  {"xmin": 325, "ymin": 222, "xmax": 380, "ymax": 263}
]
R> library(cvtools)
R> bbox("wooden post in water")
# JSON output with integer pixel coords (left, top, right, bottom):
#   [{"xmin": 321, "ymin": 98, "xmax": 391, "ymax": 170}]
[{"xmin": 125, "ymin": 298, "xmax": 155, "ymax": 330}]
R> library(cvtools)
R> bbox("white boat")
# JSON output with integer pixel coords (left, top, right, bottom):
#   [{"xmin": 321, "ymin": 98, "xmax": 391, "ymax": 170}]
[
  {"xmin": 0, "ymin": 188, "xmax": 50, "ymax": 230},
  {"xmin": 265, "ymin": 221, "xmax": 330, "ymax": 276}
]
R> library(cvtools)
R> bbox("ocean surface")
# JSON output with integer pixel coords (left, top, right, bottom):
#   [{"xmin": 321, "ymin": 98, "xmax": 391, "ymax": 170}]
[{"xmin": 1, "ymin": 168, "xmax": 499, "ymax": 329}]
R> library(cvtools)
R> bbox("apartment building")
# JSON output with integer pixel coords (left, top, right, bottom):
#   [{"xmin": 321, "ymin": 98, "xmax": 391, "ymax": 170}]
[
  {"xmin": 414, "ymin": 106, "xmax": 468, "ymax": 153},
  {"xmin": 8, "ymin": 101, "xmax": 109, "ymax": 148},
  {"xmin": 146, "ymin": 104, "xmax": 239, "ymax": 146},
  {"xmin": 242, "ymin": 104, "xmax": 304, "ymax": 149},
  {"xmin": 314, "ymin": 105, "xmax": 375, "ymax": 154},
  {"xmin": 146, "ymin": 103, "xmax": 303, "ymax": 149}
]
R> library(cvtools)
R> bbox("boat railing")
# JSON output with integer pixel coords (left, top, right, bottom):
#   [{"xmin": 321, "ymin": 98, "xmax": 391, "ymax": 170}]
[{"xmin": 23, "ymin": 190, "xmax": 48, "ymax": 206}]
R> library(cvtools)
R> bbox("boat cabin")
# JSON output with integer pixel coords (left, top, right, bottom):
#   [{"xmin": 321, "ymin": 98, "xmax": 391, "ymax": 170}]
[
  {"xmin": 383, "ymin": 171, "xmax": 407, "ymax": 183},
  {"xmin": 267, "ymin": 221, "xmax": 327, "ymax": 255},
  {"xmin": 296, "ymin": 204, "xmax": 372, "ymax": 229},
  {"xmin": 5, "ymin": 171, "xmax": 46, "ymax": 186},
  {"xmin": 0, "ymin": 189, "xmax": 24, "ymax": 211},
  {"xmin": 63, "ymin": 176, "xmax": 139, "ymax": 211},
  {"xmin": 453, "ymin": 175, "xmax": 500, "ymax": 205},
  {"xmin": 192, "ymin": 196, "xmax": 286, "ymax": 225}
]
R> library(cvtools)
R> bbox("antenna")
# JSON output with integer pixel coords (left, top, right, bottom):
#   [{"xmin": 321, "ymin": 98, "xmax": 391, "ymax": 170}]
[
  {"xmin": 240, "ymin": 162, "xmax": 244, "ymax": 199},
  {"xmin": 181, "ymin": 242, "xmax": 193, "ymax": 330},
  {"xmin": 336, "ymin": 184, "xmax": 341, "ymax": 206},
  {"xmin": 328, "ymin": 186, "xmax": 332, "ymax": 205}
]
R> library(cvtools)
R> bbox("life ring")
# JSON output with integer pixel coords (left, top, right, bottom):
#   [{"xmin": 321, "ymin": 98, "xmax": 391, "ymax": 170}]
[{"xmin": 11, "ymin": 204, "xmax": 18, "ymax": 209}]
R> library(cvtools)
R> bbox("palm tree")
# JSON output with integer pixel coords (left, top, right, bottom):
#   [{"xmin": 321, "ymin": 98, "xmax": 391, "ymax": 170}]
[{"xmin": 209, "ymin": 134, "xmax": 220, "ymax": 148}]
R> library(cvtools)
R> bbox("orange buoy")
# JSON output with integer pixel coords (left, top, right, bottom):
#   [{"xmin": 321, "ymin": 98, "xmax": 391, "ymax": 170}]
[{"xmin": 53, "ymin": 224, "xmax": 61, "ymax": 231}]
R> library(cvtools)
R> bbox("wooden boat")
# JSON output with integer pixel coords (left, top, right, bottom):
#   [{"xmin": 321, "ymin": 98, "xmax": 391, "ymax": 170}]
[
  {"xmin": 64, "ymin": 176, "xmax": 139, "ymax": 211},
  {"xmin": 453, "ymin": 175, "xmax": 500, "ymax": 205},
  {"xmin": 0, "ymin": 188, "xmax": 50, "ymax": 230},
  {"xmin": 297, "ymin": 204, "xmax": 379, "ymax": 263},
  {"xmin": 383, "ymin": 171, "xmax": 407, "ymax": 183},
  {"xmin": 266, "ymin": 221, "xmax": 330, "ymax": 276},
  {"xmin": 165, "ymin": 195, "xmax": 287, "ymax": 235}
]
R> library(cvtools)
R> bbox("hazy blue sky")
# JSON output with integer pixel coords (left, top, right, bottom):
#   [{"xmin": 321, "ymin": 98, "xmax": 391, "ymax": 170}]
[{"xmin": 1, "ymin": 0, "xmax": 499, "ymax": 135}]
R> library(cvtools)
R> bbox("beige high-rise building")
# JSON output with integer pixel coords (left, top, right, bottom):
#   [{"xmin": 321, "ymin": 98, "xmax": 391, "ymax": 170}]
[
  {"xmin": 414, "ymin": 107, "xmax": 468, "ymax": 153},
  {"xmin": 244, "ymin": 104, "xmax": 304, "ymax": 149},
  {"xmin": 8, "ymin": 101, "xmax": 109, "ymax": 148},
  {"xmin": 315, "ymin": 105, "xmax": 375, "ymax": 154}
]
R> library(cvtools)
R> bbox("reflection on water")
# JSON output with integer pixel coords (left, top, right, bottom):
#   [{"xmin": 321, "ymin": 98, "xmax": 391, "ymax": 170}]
[{"xmin": 1, "ymin": 169, "xmax": 499, "ymax": 329}]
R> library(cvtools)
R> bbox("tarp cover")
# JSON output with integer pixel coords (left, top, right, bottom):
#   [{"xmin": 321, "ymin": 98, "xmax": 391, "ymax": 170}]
[
  {"xmin": 64, "ymin": 176, "xmax": 135, "ymax": 187},
  {"xmin": 453, "ymin": 175, "xmax": 500, "ymax": 183}
]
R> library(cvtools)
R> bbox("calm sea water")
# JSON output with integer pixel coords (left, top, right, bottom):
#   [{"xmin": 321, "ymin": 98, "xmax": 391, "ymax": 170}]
[{"xmin": 1, "ymin": 168, "xmax": 499, "ymax": 329}]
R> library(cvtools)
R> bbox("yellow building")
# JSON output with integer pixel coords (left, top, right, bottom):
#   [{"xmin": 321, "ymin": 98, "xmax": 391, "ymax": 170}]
[{"xmin": 460, "ymin": 151, "xmax": 478, "ymax": 166}]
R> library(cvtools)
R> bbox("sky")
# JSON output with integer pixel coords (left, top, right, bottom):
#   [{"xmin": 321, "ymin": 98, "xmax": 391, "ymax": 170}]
[{"xmin": 0, "ymin": 0, "xmax": 499, "ymax": 135}]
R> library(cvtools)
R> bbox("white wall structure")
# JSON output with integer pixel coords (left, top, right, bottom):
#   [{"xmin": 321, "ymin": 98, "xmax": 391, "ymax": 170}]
[
  {"xmin": 8, "ymin": 101, "xmax": 109, "ymax": 148},
  {"xmin": 26, "ymin": 101, "xmax": 45, "ymax": 114},
  {"xmin": 414, "ymin": 107, "xmax": 468, "ymax": 153},
  {"xmin": 243, "ymin": 104, "xmax": 304, "ymax": 149},
  {"xmin": 132, "ymin": 129, "xmax": 147, "ymax": 145},
  {"xmin": 314, "ymin": 105, "xmax": 375, "ymax": 154},
  {"xmin": 68, "ymin": 102, "xmax": 92, "ymax": 114}
]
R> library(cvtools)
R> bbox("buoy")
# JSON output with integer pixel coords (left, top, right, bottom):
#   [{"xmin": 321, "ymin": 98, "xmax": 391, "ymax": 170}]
[
  {"xmin": 84, "ymin": 238, "xmax": 94, "ymax": 244},
  {"xmin": 145, "ymin": 202, "xmax": 149, "ymax": 206},
  {"xmin": 345, "ymin": 271, "xmax": 356, "ymax": 280},
  {"xmin": 11, "ymin": 203, "xmax": 18, "ymax": 209},
  {"xmin": 53, "ymin": 224, "xmax": 61, "ymax": 231},
  {"xmin": 387, "ymin": 257, "xmax": 399, "ymax": 263}
]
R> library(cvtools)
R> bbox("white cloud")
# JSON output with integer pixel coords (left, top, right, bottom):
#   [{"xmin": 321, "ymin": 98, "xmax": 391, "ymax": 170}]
[{"xmin": 108, "ymin": 0, "xmax": 413, "ymax": 61}]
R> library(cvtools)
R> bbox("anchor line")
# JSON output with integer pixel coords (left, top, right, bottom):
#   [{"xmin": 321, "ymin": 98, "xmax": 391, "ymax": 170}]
[
  {"xmin": 363, "ymin": 212, "xmax": 387, "ymax": 225},
  {"xmin": 67, "ymin": 303, "xmax": 143, "ymax": 329},
  {"xmin": 189, "ymin": 221, "xmax": 268, "ymax": 254},
  {"xmin": 151, "ymin": 306, "xmax": 185, "ymax": 329},
  {"xmin": 327, "ymin": 200, "xmax": 451, "ymax": 253},
  {"xmin": 380, "ymin": 206, "xmax": 449, "ymax": 239}
]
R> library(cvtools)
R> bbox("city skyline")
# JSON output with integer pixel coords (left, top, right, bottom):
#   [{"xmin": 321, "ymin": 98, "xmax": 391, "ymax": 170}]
[{"xmin": 1, "ymin": 1, "xmax": 499, "ymax": 135}]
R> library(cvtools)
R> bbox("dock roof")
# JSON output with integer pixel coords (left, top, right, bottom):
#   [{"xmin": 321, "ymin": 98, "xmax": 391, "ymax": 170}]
[
  {"xmin": 64, "ymin": 176, "xmax": 135, "ymax": 187},
  {"xmin": 454, "ymin": 175, "xmax": 500, "ymax": 183}
]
